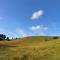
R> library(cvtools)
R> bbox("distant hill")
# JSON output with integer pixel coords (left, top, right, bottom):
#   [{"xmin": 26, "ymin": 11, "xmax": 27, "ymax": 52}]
[{"xmin": 0, "ymin": 36, "xmax": 59, "ymax": 46}]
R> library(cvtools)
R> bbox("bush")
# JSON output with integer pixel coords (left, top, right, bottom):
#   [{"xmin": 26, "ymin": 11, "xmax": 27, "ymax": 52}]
[
  {"xmin": 6, "ymin": 37, "xmax": 10, "ymax": 41},
  {"xmin": 20, "ymin": 54, "xmax": 33, "ymax": 60},
  {"xmin": 13, "ymin": 57, "xmax": 19, "ymax": 60},
  {"xmin": 0, "ymin": 37, "xmax": 3, "ymax": 41},
  {"xmin": 53, "ymin": 37, "xmax": 58, "ymax": 39},
  {"xmin": 0, "ymin": 34, "xmax": 6, "ymax": 39}
]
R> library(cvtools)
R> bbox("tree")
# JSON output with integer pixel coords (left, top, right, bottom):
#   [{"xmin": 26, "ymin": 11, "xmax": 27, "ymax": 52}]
[
  {"xmin": 6, "ymin": 37, "xmax": 10, "ymax": 41},
  {"xmin": 0, "ymin": 34, "xmax": 6, "ymax": 41},
  {"xmin": 0, "ymin": 34, "xmax": 6, "ymax": 39},
  {"xmin": 0, "ymin": 37, "xmax": 3, "ymax": 41},
  {"xmin": 16, "ymin": 38, "xmax": 17, "ymax": 40}
]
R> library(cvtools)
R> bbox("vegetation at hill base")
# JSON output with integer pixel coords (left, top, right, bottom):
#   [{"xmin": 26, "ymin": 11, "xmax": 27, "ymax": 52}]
[{"xmin": 0, "ymin": 34, "xmax": 10, "ymax": 41}]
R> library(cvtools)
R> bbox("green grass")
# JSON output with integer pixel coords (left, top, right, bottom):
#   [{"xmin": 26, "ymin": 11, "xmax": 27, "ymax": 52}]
[{"xmin": 0, "ymin": 36, "xmax": 60, "ymax": 60}]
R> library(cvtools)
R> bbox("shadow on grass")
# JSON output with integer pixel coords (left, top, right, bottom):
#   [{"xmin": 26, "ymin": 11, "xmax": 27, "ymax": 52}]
[{"xmin": 0, "ymin": 44, "xmax": 16, "ymax": 48}]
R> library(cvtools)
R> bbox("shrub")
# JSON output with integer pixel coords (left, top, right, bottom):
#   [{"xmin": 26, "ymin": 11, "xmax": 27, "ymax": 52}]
[
  {"xmin": 0, "ymin": 34, "xmax": 6, "ymax": 39},
  {"xmin": 53, "ymin": 37, "xmax": 58, "ymax": 39},
  {"xmin": 6, "ymin": 37, "xmax": 10, "ymax": 41},
  {"xmin": 0, "ymin": 37, "xmax": 3, "ymax": 41},
  {"xmin": 20, "ymin": 54, "xmax": 33, "ymax": 60},
  {"xmin": 13, "ymin": 57, "xmax": 19, "ymax": 60}
]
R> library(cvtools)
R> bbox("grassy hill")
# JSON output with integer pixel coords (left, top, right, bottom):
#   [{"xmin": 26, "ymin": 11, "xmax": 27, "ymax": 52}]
[
  {"xmin": 0, "ymin": 36, "xmax": 60, "ymax": 60},
  {"xmin": 0, "ymin": 36, "xmax": 57, "ymax": 46}
]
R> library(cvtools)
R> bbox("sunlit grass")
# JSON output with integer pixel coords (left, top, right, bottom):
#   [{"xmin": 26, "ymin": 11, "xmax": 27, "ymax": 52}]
[{"xmin": 0, "ymin": 36, "xmax": 60, "ymax": 60}]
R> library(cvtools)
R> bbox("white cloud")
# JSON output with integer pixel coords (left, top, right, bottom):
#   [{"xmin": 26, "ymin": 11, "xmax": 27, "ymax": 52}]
[
  {"xmin": 30, "ymin": 25, "xmax": 48, "ymax": 33},
  {"xmin": 31, "ymin": 10, "xmax": 43, "ymax": 19}
]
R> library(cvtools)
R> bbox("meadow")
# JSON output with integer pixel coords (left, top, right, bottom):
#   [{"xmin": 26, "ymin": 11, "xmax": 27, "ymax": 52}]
[{"xmin": 0, "ymin": 36, "xmax": 60, "ymax": 60}]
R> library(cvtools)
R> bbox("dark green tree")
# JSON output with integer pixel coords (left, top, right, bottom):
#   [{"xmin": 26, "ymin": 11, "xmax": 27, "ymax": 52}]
[
  {"xmin": 6, "ymin": 37, "xmax": 10, "ymax": 41},
  {"xmin": 0, "ymin": 34, "xmax": 6, "ymax": 40}
]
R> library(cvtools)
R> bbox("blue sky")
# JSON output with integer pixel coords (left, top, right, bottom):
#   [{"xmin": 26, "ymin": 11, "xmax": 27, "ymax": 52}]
[{"xmin": 0, "ymin": 0, "xmax": 60, "ymax": 38}]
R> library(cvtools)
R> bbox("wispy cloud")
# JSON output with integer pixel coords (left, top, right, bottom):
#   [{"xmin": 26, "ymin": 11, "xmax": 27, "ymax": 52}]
[
  {"xmin": 16, "ymin": 28, "xmax": 24, "ymax": 35},
  {"xmin": 8, "ymin": 32, "xmax": 19, "ymax": 38},
  {"xmin": 31, "ymin": 10, "xmax": 43, "ymax": 19},
  {"xmin": 0, "ymin": 28, "xmax": 17, "ymax": 39},
  {"xmin": 16, "ymin": 28, "xmax": 31, "ymax": 38},
  {"xmin": 30, "ymin": 25, "xmax": 48, "ymax": 33},
  {"xmin": 9, "ymin": 26, "xmax": 48, "ymax": 38},
  {"xmin": 0, "ymin": 28, "xmax": 32, "ymax": 38}
]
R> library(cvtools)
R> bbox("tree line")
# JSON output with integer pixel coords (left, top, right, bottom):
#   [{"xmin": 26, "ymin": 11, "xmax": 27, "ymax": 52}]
[{"xmin": 0, "ymin": 34, "xmax": 10, "ymax": 41}]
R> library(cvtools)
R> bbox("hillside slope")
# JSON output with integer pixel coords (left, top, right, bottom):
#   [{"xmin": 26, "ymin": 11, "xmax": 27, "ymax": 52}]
[
  {"xmin": 0, "ymin": 36, "xmax": 58, "ymax": 46},
  {"xmin": 0, "ymin": 36, "xmax": 60, "ymax": 60}
]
